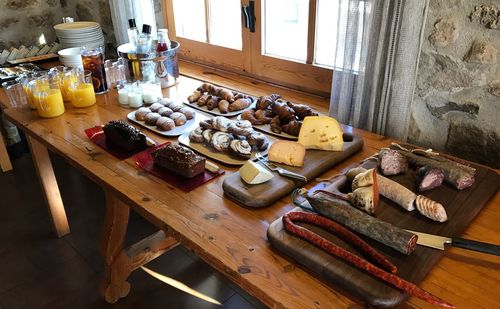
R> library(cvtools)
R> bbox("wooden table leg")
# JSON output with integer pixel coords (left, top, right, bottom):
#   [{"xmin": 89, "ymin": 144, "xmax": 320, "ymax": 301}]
[
  {"xmin": 100, "ymin": 189, "xmax": 179, "ymax": 303},
  {"xmin": 0, "ymin": 128, "xmax": 13, "ymax": 172},
  {"xmin": 27, "ymin": 136, "xmax": 70, "ymax": 237}
]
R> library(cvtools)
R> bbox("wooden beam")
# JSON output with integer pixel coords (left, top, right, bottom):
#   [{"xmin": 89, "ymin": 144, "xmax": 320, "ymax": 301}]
[
  {"xmin": 27, "ymin": 136, "xmax": 69, "ymax": 237},
  {"xmin": 306, "ymin": 0, "xmax": 318, "ymax": 65},
  {"xmin": 0, "ymin": 129, "xmax": 12, "ymax": 172}
]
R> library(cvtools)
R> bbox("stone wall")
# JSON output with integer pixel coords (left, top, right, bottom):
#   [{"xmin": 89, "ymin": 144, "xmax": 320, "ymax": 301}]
[{"xmin": 410, "ymin": 1, "xmax": 500, "ymax": 168}]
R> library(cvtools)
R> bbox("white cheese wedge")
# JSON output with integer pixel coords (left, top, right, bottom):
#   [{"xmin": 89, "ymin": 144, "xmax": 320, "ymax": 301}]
[
  {"xmin": 268, "ymin": 140, "xmax": 306, "ymax": 167},
  {"xmin": 298, "ymin": 116, "xmax": 344, "ymax": 151},
  {"xmin": 239, "ymin": 160, "xmax": 274, "ymax": 184}
]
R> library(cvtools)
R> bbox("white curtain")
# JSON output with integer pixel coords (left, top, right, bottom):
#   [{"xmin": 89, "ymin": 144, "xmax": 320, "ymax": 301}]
[
  {"xmin": 109, "ymin": 0, "xmax": 158, "ymax": 46},
  {"xmin": 329, "ymin": 0, "xmax": 429, "ymax": 140}
]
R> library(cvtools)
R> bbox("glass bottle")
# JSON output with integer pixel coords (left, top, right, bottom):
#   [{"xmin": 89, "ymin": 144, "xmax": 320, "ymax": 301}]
[
  {"xmin": 136, "ymin": 24, "xmax": 153, "ymax": 54},
  {"xmin": 127, "ymin": 18, "xmax": 139, "ymax": 47},
  {"xmin": 156, "ymin": 29, "xmax": 171, "ymax": 52}
]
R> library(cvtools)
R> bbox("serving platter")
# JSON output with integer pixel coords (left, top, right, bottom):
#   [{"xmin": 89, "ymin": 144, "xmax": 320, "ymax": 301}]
[
  {"xmin": 127, "ymin": 111, "xmax": 209, "ymax": 137},
  {"xmin": 178, "ymin": 131, "xmax": 276, "ymax": 166}
]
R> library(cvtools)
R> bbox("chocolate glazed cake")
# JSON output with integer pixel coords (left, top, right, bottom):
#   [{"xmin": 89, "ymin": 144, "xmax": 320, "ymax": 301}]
[
  {"xmin": 103, "ymin": 120, "xmax": 147, "ymax": 152},
  {"xmin": 152, "ymin": 143, "xmax": 206, "ymax": 178}
]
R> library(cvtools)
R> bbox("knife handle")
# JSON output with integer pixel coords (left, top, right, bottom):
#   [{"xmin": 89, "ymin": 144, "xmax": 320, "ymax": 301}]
[
  {"xmin": 277, "ymin": 168, "xmax": 308, "ymax": 183},
  {"xmin": 452, "ymin": 237, "xmax": 500, "ymax": 256}
]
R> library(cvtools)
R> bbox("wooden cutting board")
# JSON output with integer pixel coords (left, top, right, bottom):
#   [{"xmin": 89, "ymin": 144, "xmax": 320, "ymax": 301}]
[
  {"xmin": 267, "ymin": 159, "xmax": 500, "ymax": 307},
  {"xmin": 222, "ymin": 133, "xmax": 364, "ymax": 208}
]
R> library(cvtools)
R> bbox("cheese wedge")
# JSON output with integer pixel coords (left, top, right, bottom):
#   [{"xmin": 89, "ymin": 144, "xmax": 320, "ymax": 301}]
[
  {"xmin": 268, "ymin": 140, "xmax": 305, "ymax": 167},
  {"xmin": 298, "ymin": 116, "xmax": 344, "ymax": 151},
  {"xmin": 239, "ymin": 160, "xmax": 274, "ymax": 184}
]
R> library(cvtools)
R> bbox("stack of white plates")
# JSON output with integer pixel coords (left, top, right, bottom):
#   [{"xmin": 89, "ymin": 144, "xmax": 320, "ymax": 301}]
[{"xmin": 54, "ymin": 21, "xmax": 105, "ymax": 50}]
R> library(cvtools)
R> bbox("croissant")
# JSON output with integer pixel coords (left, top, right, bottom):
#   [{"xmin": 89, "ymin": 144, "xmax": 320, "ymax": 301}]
[
  {"xmin": 281, "ymin": 120, "xmax": 302, "ymax": 136},
  {"xmin": 197, "ymin": 82, "xmax": 218, "ymax": 93},
  {"xmin": 292, "ymin": 104, "xmax": 319, "ymax": 120},
  {"xmin": 197, "ymin": 94, "xmax": 211, "ymax": 106},
  {"xmin": 257, "ymin": 93, "xmax": 281, "ymax": 110},
  {"xmin": 206, "ymin": 96, "xmax": 221, "ymax": 110},
  {"xmin": 254, "ymin": 109, "xmax": 272, "ymax": 124},
  {"xmin": 215, "ymin": 87, "xmax": 235, "ymax": 102},
  {"xmin": 228, "ymin": 98, "xmax": 251, "ymax": 112},
  {"xmin": 233, "ymin": 93, "xmax": 249, "ymax": 100},
  {"xmin": 272, "ymin": 101, "xmax": 295, "ymax": 123},
  {"xmin": 270, "ymin": 116, "xmax": 281, "ymax": 133},
  {"xmin": 187, "ymin": 90, "xmax": 201, "ymax": 103},
  {"xmin": 241, "ymin": 110, "xmax": 267, "ymax": 125},
  {"xmin": 218, "ymin": 99, "xmax": 230, "ymax": 113}
]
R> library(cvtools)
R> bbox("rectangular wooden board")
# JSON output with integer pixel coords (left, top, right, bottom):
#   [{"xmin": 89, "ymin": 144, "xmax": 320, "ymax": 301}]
[
  {"xmin": 222, "ymin": 133, "xmax": 363, "ymax": 208},
  {"xmin": 267, "ymin": 158, "xmax": 500, "ymax": 307}
]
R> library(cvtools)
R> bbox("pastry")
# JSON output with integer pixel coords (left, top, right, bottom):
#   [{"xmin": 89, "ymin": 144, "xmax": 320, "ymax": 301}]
[
  {"xmin": 256, "ymin": 94, "xmax": 281, "ymax": 110},
  {"xmin": 247, "ymin": 132, "xmax": 269, "ymax": 151},
  {"xmin": 202, "ymin": 129, "xmax": 214, "ymax": 143},
  {"xmin": 213, "ymin": 116, "xmax": 232, "ymax": 132},
  {"xmin": 218, "ymin": 100, "xmax": 229, "ymax": 114},
  {"xmin": 241, "ymin": 110, "xmax": 267, "ymax": 125},
  {"xmin": 169, "ymin": 112, "xmax": 187, "ymax": 126},
  {"xmin": 169, "ymin": 103, "xmax": 184, "ymax": 112},
  {"xmin": 189, "ymin": 127, "xmax": 205, "ymax": 143},
  {"xmin": 230, "ymin": 140, "xmax": 252, "ymax": 158},
  {"xmin": 103, "ymin": 120, "xmax": 147, "ymax": 152},
  {"xmin": 199, "ymin": 119, "xmax": 214, "ymax": 130},
  {"xmin": 292, "ymin": 103, "xmax": 319, "ymax": 119},
  {"xmin": 270, "ymin": 116, "xmax": 281, "ymax": 133},
  {"xmin": 149, "ymin": 103, "xmax": 164, "ymax": 113},
  {"xmin": 255, "ymin": 109, "xmax": 273, "ymax": 124},
  {"xmin": 228, "ymin": 98, "xmax": 251, "ymax": 112},
  {"xmin": 158, "ymin": 106, "xmax": 173, "ymax": 117},
  {"xmin": 211, "ymin": 131, "xmax": 233, "ymax": 152},
  {"xmin": 197, "ymin": 94, "xmax": 211, "ymax": 106},
  {"xmin": 228, "ymin": 120, "xmax": 253, "ymax": 137},
  {"xmin": 281, "ymin": 120, "xmax": 302, "ymax": 136},
  {"xmin": 206, "ymin": 96, "xmax": 220, "ymax": 110},
  {"xmin": 134, "ymin": 107, "xmax": 151, "ymax": 121},
  {"xmin": 179, "ymin": 107, "xmax": 195, "ymax": 120},
  {"xmin": 187, "ymin": 90, "xmax": 201, "ymax": 103},
  {"xmin": 272, "ymin": 101, "xmax": 295, "ymax": 123},
  {"xmin": 145, "ymin": 112, "xmax": 161, "ymax": 125},
  {"xmin": 233, "ymin": 93, "xmax": 248, "ymax": 100},
  {"xmin": 152, "ymin": 143, "xmax": 205, "ymax": 178},
  {"xmin": 197, "ymin": 82, "xmax": 218, "ymax": 94},
  {"xmin": 156, "ymin": 117, "xmax": 175, "ymax": 131}
]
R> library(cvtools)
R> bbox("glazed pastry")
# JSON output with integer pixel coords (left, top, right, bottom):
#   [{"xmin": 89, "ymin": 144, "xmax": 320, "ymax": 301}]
[
  {"xmin": 213, "ymin": 116, "xmax": 232, "ymax": 132},
  {"xmin": 199, "ymin": 119, "xmax": 214, "ymax": 130},
  {"xmin": 206, "ymin": 96, "xmax": 220, "ymax": 110},
  {"xmin": 169, "ymin": 112, "xmax": 187, "ymax": 126},
  {"xmin": 255, "ymin": 109, "xmax": 273, "ymax": 124},
  {"xmin": 103, "ymin": 120, "xmax": 147, "ymax": 152},
  {"xmin": 202, "ymin": 129, "xmax": 214, "ymax": 143},
  {"xmin": 281, "ymin": 120, "xmax": 302, "ymax": 136},
  {"xmin": 292, "ymin": 103, "xmax": 319, "ymax": 119},
  {"xmin": 247, "ymin": 132, "xmax": 269, "ymax": 151},
  {"xmin": 158, "ymin": 106, "xmax": 173, "ymax": 117},
  {"xmin": 257, "ymin": 94, "xmax": 281, "ymax": 110},
  {"xmin": 197, "ymin": 94, "xmax": 211, "ymax": 106},
  {"xmin": 188, "ymin": 90, "xmax": 201, "ymax": 103},
  {"xmin": 145, "ymin": 112, "xmax": 161, "ymax": 125},
  {"xmin": 215, "ymin": 87, "xmax": 235, "ymax": 102},
  {"xmin": 211, "ymin": 132, "xmax": 233, "ymax": 152},
  {"xmin": 270, "ymin": 116, "xmax": 282, "ymax": 133},
  {"xmin": 156, "ymin": 117, "xmax": 175, "ymax": 131},
  {"xmin": 228, "ymin": 120, "xmax": 254, "ymax": 137},
  {"xmin": 230, "ymin": 140, "xmax": 252, "ymax": 159},
  {"xmin": 189, "ymin": 127, "xmax": 205, "ymax": 143},
  {"xmin": 218, "ymin": 100, "xmax": 230, "ymax": 114},
  {"xmin": 134, "ymin": 107, "xmax": 151, "ymax": 121},
  {"xmin": 169, "ymin": 103, "xmax": 184, "ymax": 112},
  {"xmin": 228, "ymin": 98, "xmax": 252, "ymax": 112},
  {"xmin": 160, "ymin": 98, "xmax": 175, "ymax": 106},
  {"xmin": 179, "ymin": 107, "xmax": 195, "ymax": 120},
  {"xmin": 149, "ymin": 103, "xmax": 164, "ymax": 113}
]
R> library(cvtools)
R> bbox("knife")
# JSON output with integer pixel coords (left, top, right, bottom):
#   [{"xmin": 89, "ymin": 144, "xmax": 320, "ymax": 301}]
[{"xmin": 407, "ymin": 230, "xmax": 500, "ymax": 256}]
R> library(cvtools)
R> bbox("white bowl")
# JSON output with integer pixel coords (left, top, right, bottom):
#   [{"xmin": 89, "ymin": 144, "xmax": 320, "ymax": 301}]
[{"xmin": 58, "ymin": 47, "xmax": 82, "ymax": 57}]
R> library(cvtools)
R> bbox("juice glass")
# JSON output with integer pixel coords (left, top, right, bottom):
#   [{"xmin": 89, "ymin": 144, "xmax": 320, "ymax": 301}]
[
  {"xmin": 19, "ymin": 72, "xmax": 46, "ymax": 109},
  {"xmin": 81, "ymin": 47, "xmax": 108, "ymax": 94},
  {"xmin": 60, "ymin": 68, "xmax": 78, "ymax": 101},
  {"xmin": 48, "ymin": 66, "xmax": 66, "ymax": 84},
  {"xmin": 71, "ymin": 70, "xmax": 96, "ymax": 108},
  {"xmin": 33, "ymin": 79, "xmax": 65, "ymax": 118},
  {"xmin": 2, "ymin": 80, "xmax": 28, "ymax": 108}
]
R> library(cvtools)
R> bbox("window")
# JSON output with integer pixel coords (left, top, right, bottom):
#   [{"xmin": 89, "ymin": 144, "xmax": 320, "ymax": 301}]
[{"xmin": 163, "ymin": 0, "xmax": 340, "ymax": 95}]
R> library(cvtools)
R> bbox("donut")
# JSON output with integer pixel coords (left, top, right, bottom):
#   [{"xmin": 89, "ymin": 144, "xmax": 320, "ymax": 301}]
[
  {"xmin": 156, "ymin": 117, "xmax": 175, "ymax": 131},
  {"xmin": 179, "ymin": 107, "xmax": 195, "ymax": 120},
  {"xmin": 144, "ymin": 112, "xmax": 161, "ymax": 125},
  {"xmin": 169, "ymin": 112, "xmax": 187, "ymax": 126},
  {"xmin": 134, "ymin": 107, "xmax": 151, "ymax": 121},
  {"xmin": 149, "ymin": 103, "xmax": 164, "ymax": 113},
  {"xmin": 158, "ymin": 106, "xmax": 173, "ymax": 117},
  {"xmin": 189, "ymin": 127, "xmax": 205, "ymax": 143},
  {"xmin": 212, "ymin": 116, "xmax": 232, "ymax": 132},
  {"xmin": 211, "ymin": 132, "xmax": 233, "ymax": 152},
  {"xmin": 228, "ymin": 120, "xmax": 254, "ymax": 137}
]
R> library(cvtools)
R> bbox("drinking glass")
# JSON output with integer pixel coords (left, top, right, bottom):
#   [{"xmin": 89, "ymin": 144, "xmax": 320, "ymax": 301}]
[
  {"xmin": 71, "ymin": 70, "xmax": 96, "ymax": 108},
  {"xmin": 32, "ymin": 78, "xmax": 65, "ymax": 118},
  {"xmin": 60, "ymin": 68, "xmax": 78, "ymax": 102},
  {"xmin": 104, "ymin": 59, "xmax": 114, "ymax": 89},
  {"xmin": 81, "ymin": 46, "xmax": 108, "ymax": 94},
  {"xmin": 48, "ymin": 66, "xmax": 66, "ymax": 84},
  {"xmin": 1, "ymin": 80, "xmax": 28, "ymax": 108}
]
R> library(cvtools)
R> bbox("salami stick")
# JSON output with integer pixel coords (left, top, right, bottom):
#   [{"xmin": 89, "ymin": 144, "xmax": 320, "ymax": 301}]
[
  {"xmin": 284, "ymin": 211, "xmax": 397, "ymax": 273},
  {"xmin": 282, "ymin": 212, "xmax": 454, "ymax": 308},
  {"xmin": 307, "ymin": 180, "xmax": 418, "ymax": 255}
]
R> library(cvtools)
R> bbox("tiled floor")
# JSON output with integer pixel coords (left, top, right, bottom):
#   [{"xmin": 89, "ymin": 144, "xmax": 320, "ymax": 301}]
[{"xmin": 0, "ymin": 153, "xmax": 263, "ymax": 309}]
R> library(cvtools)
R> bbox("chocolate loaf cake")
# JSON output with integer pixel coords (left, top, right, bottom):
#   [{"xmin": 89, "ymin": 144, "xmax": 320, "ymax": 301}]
[
  {"xmin": 152, "ymin": 143, "xmax": 205, "ymax": 178},
  {"xmin": 103, "ymin": 120, "xmax": 147, "ymax": 152}
]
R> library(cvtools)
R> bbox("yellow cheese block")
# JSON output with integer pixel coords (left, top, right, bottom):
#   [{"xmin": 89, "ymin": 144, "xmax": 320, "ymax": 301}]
[
  {"xmin": 239, "ymin": 160, "xmax": 274, "ymax": 184},
  {"xmin": 298, "ymin": 116, "xmax": 344, "ymax": 151},
  {"xmin": 268, "ymin": 140, "xmax": 305, "ymax": 167}
]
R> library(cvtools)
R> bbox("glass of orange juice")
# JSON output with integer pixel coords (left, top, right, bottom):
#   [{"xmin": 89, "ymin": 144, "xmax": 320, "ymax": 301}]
[
  {"xmin": 19, "ymin": 72, "xmax": 47, "ymax": 109},
  {"xmin": 60, "ymin": 68, "xmax": 78, "ymax": 102},
  {"xmin": 70, "ymin": 70, "xmax": 96, "ymax": 108},
  {"xmin": 33, "ymin": 78, "xmax": 65, "ymax": 118}
]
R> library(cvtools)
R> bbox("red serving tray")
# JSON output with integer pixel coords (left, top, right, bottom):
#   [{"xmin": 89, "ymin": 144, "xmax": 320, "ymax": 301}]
[
  {"xmin": 84, "ymin": 126, "xmax": 150, "ymax": 160},
  {"xmin": 132, "ymin": 142, "xmax": 225, "ymax": 192}
]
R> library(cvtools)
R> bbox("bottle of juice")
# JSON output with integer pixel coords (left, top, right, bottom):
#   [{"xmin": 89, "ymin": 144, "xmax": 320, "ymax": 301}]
[{"xmin": 156, "ymin": 29, "xmax": 171, "ymax": 52}]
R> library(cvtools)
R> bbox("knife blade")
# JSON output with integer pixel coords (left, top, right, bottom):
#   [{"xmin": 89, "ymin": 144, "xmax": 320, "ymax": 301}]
[{"xmin": 407, "ymin": 230, "xmax": 500, "ymax": 256}]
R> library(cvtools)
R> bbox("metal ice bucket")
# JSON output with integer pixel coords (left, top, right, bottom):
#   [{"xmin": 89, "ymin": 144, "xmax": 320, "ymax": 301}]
[{"xmin": 117, "ymin": 41, "xmax": 180, "ymax": 88}]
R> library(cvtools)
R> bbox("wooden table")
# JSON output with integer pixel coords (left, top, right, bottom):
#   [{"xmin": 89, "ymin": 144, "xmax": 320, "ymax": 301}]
[{"xmin": 4, "ymin": 62, "xmax": 500, "ymax": 308}]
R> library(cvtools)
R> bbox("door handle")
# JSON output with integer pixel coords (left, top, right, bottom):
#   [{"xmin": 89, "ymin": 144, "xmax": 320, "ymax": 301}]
[{"xmin": 241, "ymin": 1, "xmax": 255, "ymax": 32}]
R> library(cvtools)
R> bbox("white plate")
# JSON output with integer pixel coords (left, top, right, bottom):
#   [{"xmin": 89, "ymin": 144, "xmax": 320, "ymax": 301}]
[
  {"xmin": 54, "ymin": 22, "xmax": 100, "ymax": 31},
  {"xmin": 127, "ymin": 111, "xmax": 209, "ymax": 137}
]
